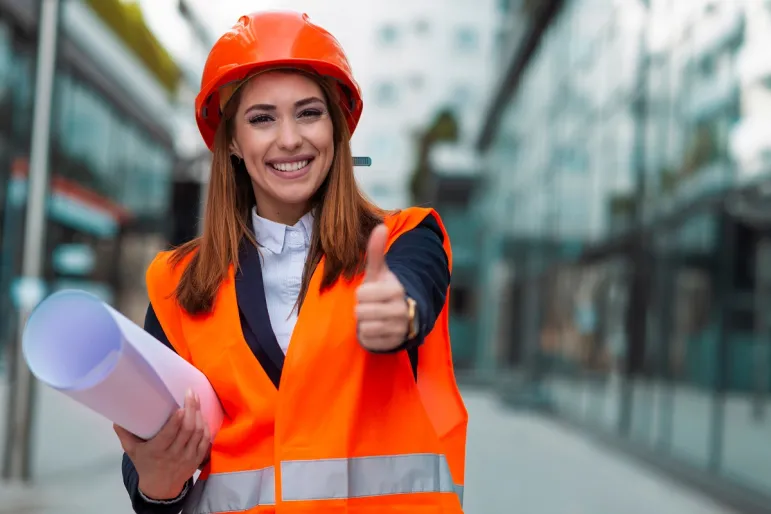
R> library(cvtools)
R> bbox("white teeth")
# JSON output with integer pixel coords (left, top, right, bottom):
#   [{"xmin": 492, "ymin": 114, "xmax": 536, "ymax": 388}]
[{"xmin": 271, "ymin": 160, "xmax": 309, "ymax": 172}]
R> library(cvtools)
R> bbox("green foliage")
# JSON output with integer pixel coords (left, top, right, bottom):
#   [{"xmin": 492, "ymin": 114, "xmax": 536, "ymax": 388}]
[
  {"xmin": 608, "ymin": 193, "xmax": 636, "ymax": 216},
  {"xmin": 409, "ymin": 109, "xmax": 459, "ymax": 203}
]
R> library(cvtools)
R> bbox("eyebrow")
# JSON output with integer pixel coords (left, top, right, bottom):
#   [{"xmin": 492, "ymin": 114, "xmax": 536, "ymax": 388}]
[{"xmin": 244, "ymin": 96, "xmax": 326, "ymax": 114}]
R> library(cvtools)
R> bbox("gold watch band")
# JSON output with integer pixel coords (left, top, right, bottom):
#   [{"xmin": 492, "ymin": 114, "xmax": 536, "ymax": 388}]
[{"xmin": 405, "ymin": 296, "xmax": 419, "ymax": 340}]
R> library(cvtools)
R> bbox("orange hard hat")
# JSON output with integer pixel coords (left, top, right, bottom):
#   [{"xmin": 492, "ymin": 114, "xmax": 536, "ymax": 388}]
[{"xmin": 195, "ymin": 10, "xmax": 363, "ymax": 151}]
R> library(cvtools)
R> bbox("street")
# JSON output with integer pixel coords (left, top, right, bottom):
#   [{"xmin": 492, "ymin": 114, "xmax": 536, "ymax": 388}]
[{"xmin": 0, "ymin": 384, "xmax": 737, "ymax": 514}]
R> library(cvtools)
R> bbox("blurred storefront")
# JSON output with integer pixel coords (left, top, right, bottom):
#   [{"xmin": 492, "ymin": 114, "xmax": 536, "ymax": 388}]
[
  {"xmin": 0, "ymin": 0, "xmax": 180, "ymax": 370},
  {"xmin": 473, "ymin": 0, "xmax": 771, "ymax": 510}
]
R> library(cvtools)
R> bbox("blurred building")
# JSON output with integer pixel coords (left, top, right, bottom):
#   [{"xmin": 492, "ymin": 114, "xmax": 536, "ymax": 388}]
[
  {"xmin": 469, "ymin": 0, "xmax": 771, "ymax": 510},
  {"xmin": 0, "ymin": 0, "xmax": 182, "ymax": 367},
  {"xmin": 145, "ymin": 0, "xmax": 213, "ymax": 250},
  {"xmin": 256, "ymin": 0, "xmax": 500, "ymax": 208},
  {"xmin": 352, "ymin": 0, "xmax": 501, "ymax": 209}
]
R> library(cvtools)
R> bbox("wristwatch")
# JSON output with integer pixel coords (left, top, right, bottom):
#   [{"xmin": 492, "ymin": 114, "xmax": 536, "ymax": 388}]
[{"xmin": 405, "ymin": 296, "xmax": 419, "ymax": 340}]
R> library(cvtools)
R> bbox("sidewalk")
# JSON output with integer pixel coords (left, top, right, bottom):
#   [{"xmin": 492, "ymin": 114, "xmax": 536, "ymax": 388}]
[
  {"xmin": 0, "ymin": 382, "xmax": 133, "ymax": 514},
  {"xmin": 0, "ymin": 383, "xmax": 739, "ymax": 514}
]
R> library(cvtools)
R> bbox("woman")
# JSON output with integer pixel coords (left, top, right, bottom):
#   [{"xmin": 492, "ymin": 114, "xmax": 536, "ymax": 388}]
[{"xmin": 115, "ymin": 10, "xmax": 467, "ymax": 514}]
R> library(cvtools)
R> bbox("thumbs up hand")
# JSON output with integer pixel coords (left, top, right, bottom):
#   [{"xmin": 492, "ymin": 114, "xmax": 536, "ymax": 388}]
[{"xmin": 355, "ymin": 224, "xmax": 410, "ymax": 352}]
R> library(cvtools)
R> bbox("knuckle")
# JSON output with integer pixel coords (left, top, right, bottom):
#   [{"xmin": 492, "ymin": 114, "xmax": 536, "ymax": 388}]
[
  {"xmin": 177, "ymin": 426, "xmax": 193, "ymax": 441},
  {"xmin": 183, "ymin": 415, "xmax": 196, "ymax": 431}
]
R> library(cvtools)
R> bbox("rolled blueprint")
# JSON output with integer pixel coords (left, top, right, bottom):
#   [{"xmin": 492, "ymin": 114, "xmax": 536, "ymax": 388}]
[{"xmin": 22, "ymin": 289, "xmax": 224, "ymax": 440}]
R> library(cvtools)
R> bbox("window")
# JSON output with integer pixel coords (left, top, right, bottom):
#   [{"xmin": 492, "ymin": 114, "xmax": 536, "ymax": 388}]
[
  {"xmin": 10, "ymin": 47, "xmax": 33, "ymax": 148},
  {"xmin": 454, "ymin": 27, "xmax": 478, "ymax": 52},
  {"xmin": 52, "ymin": 70, "xmax": 174, "ymax": 219},
  {"xmin": 377, "ymin": 25, "xmax": 398, "ymax": 46},
  {"xmin": 698, "ymin": 55, "xmax": 715, "ymax": 77},
  {"xmin": 55, "ymin": 76, "xmax": 114, "ymax": 197},
  {"xmin": 451, "ymin": 84, "xmax": 473, "ymax": 107},
  {"xmin": 374, "ymin": 82, "xmax": 398, "ymax": 106},
  {"xmin": 0, "ymin": 20, "xmax": 12, "ymax": 103}
]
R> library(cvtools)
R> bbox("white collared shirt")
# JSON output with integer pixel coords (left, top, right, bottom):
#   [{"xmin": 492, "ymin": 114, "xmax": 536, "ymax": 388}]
[{"xmin": 250, "ymin": 208, "xmax": 314, "ymax": 354}]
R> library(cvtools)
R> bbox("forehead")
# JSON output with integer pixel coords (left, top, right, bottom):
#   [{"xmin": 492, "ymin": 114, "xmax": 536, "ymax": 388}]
[{"xmin": 238, "ymin": 71, "xmax": 326, "ymax": 106}]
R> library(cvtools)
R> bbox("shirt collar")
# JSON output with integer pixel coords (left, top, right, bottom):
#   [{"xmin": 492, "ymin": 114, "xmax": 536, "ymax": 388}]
[{"xmin": 251, "ymin": 208, "xmax": 314, "ymax": 254}]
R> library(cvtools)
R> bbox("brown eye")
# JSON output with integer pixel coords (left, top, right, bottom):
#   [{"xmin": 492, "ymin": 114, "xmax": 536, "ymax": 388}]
[
  {"xmin": 249, "ymin": 114, "xmax": 273, "ymax": 124},
  {"xmin": 299, "ymin": 109, "xmax": 323, "ymax": 118}
]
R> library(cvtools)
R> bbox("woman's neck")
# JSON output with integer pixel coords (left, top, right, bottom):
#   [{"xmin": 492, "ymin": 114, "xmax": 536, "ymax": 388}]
[{"xmin": 255, "ymin": 203, "xmax": 310, "ymax": 227}]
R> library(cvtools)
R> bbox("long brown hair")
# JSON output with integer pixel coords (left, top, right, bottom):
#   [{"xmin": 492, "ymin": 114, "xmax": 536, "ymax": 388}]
[{"xmin": 170, "ymin": 70, "xmax": 385, "ymax": 315}]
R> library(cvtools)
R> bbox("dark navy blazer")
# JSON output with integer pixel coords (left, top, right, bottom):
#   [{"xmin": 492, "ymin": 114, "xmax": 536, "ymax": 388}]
[{"xmin": 122, "ymin": 212, "xmax": 451, "ymax": 514}]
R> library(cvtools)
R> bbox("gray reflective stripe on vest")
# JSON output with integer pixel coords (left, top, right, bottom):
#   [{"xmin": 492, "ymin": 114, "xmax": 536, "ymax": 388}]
[
  {"xmin": 182, "ymin": 454, "xmax": 462, "ymax": 513},
  {"xmin": 454, "ymin": 483, "xmax": 464, "ymax": 505},
  {"xmin": 281, "ymin": 453, "xmax": 460, "ymax": 502},
  {"xmin": 182, "ymin": 466, "xmax": 276, "ymax": 513}
]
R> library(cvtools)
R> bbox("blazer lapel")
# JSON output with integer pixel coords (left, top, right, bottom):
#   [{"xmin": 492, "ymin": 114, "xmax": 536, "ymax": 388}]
[{"xmin": 235, "ymin": 239, "xmax": 286, "ymax": 376}]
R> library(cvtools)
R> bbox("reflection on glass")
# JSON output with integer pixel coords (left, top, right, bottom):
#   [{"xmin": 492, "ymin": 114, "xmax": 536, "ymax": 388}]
[
  {"xmin": 722, "ymin": 223, "xmax": 771, "ymax": 493},
  {"xmin": 668, "ymin": 217, "xmax": 717, "ymax": 468},
  {"xmin": 52, "ymin": 70, "xmax": 174, "ymax": 219},
  {"xmin": 540, "ymin": 260, "xmax": 627, "ymax": 432}
]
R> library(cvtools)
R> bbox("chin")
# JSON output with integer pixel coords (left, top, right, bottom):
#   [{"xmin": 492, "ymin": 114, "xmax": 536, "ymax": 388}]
[{"xmin": 272, "ymin": 184, "xmax": 319, "ymax": 206}]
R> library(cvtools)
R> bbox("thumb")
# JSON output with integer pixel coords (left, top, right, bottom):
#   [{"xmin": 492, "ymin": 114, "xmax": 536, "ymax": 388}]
[
  {"xmin": 364, "ymin": 224, "xmax": 388, "ymax": 282},
  {"xmin": 113, "ymin": 423, "xmax": 142, "ymax": 452}
]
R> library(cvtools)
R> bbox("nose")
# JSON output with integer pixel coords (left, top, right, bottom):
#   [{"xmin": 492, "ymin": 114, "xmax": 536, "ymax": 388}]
[{"xmin": 276, "ymin": 119, "xmax": 303, "ymax": 151}]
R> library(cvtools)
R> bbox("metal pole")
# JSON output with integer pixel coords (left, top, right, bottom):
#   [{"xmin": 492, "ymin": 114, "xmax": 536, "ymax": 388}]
[{"xmin": 2, "ymin": 0, "xmax": 61, "ymax": 482}]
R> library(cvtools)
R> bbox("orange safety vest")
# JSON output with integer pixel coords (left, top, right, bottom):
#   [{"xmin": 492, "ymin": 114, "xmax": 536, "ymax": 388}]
[{"xmin": 146, "ymin": 207, "xmax": 468, "ymax": 513}]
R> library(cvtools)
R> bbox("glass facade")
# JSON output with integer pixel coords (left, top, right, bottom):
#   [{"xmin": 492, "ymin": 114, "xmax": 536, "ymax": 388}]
[
  {"xmin": 53, "ymin": 70, "xmax": 172, "ymax": 219},
  {"xmin": 0, "ymin": 11, "xmax": 176, "ymax": 370},
  {"xmin": 478, "ymin": 0, "xmax": 771, "ymax": 501}
]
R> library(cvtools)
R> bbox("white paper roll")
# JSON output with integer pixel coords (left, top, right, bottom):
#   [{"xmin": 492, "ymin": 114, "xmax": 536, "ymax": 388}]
[{"xmin": 22, "ymin": 289, "xmax": 224, "ymax": 440}]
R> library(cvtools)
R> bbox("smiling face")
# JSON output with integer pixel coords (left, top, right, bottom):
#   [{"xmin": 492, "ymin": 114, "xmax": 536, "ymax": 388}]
[{"xmin": 228, "ymin": 70, "xmax": 335, "ymax": 225}]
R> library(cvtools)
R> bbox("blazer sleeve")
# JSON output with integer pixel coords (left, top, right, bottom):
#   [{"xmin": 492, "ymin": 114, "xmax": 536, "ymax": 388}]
[
  {"xmin": 384, "ymin": 212, "xmax": 451, "ymax": 352},
  {"xmin": 121, "ymin": 304, "xmax": 191, "ymax": 514}
]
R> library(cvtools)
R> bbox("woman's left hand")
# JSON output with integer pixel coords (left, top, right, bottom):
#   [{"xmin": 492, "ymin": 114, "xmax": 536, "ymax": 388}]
[{"xmin": 355, "ymin": 225, "xmax": 410, "ymax": 352}]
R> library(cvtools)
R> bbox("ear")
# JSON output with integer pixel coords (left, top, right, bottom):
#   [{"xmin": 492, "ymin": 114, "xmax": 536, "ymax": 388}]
[{"xmin": 229, "ymin": 140, "xmax": 243, "ymax": 160}]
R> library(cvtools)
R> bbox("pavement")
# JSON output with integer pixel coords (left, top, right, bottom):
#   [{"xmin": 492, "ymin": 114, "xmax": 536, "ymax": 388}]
[
  {"xmin": 0, "ymin": 383, "xmax": 738, "ymax": 514},
  {"xmin": 0, "ymin": 382, "xmax": 132, "ymax": 514}
]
